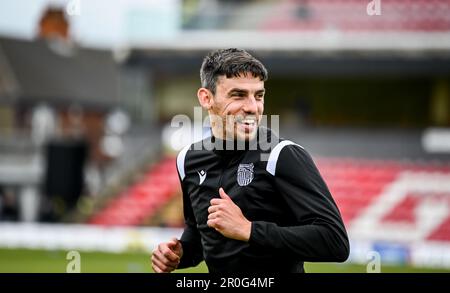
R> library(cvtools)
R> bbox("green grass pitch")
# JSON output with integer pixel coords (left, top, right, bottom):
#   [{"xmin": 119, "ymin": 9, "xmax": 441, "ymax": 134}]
[{"xmin": 0, "ymin": 248, "xmax": 449, "ymax": 273}]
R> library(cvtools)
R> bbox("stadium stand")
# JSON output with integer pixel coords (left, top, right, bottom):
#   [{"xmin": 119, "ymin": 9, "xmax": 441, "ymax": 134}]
[
  {"xmin": 429, "ymin": 216, "xmax": 450, "ymax": 242},
  {"xmin": 263, "ymin": 0, "xmax": 450, "ymax": 32},
  {"xmin": 90, "ymin": 155, "xmax": 450, "ymax": 248},
  {"xmin": 1, "ymin": 0, "xmax": 450, "ymax": 271},
  {"xmin": 316, "ymin": 158, "xmax": 450, "ymax": 231},
  {"xmin": 89, "ymin": 157, "xmax": 179, "ymax": 226}
]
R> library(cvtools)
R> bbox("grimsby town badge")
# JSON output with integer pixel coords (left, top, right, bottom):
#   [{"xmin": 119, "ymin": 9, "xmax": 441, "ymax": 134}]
[{"xmin": 237, "ymin": 163, "xmax": 254, "ymax": 186}]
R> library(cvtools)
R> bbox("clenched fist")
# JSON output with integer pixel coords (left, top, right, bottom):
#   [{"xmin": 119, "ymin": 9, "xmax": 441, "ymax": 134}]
[
  {"xmin": 151, "ymin": 238, "xmax": 183, "ymax": 273},
  {"xmin": 207, "ymin": 188, "xmax": 252, "ymax": 242}
]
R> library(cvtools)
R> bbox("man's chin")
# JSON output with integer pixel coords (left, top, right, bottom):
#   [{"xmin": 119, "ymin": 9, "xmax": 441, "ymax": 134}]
[{"xmin": 235, "ymin": 129, "xmax": 257, "ymax": 142}]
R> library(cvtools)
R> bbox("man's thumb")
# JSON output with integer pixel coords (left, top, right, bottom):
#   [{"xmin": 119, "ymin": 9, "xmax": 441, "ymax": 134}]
[
  {"xmin": 219, "ymin": 188, "xmax": 231, "ymax": 200},
  {"xmin": 168, "ymin": 238, "xmax": 180, "ymax": 249}
]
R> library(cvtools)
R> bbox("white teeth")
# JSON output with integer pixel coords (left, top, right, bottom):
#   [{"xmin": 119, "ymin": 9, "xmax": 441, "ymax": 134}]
[
  {"xmin": 235, "ymin": 117, "xmax": 257, "ymax": 126},
  {"xmin": 237, "ymin": 118, "xmax": 256, "ymax": 124}
]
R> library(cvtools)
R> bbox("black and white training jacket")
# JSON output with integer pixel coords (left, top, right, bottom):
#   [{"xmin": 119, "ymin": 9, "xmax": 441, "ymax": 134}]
[{"xmin": 176, "ymin": 127, "xmax": 349, "ymax": 273}]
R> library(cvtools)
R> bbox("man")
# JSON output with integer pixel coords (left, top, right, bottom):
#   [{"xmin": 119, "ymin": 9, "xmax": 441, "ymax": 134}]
[{"xmin": 151, "ymin": 48, "xmax": 349, "ymax": 273}]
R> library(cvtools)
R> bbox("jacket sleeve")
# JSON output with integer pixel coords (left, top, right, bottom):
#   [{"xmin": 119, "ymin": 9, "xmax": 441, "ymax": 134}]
[
  {"xmin": 176, "ymin": 164, "xmax": 204, "ymax": 269},
  {"xmin": 249, "ymin": 144, "xmax": 350, "ymax": 262}
]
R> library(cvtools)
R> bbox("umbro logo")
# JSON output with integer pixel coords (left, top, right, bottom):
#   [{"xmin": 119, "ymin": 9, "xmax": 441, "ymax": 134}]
[{"xmin": 197, "ymin": 170, "xmax": 207, "ymax": 185}]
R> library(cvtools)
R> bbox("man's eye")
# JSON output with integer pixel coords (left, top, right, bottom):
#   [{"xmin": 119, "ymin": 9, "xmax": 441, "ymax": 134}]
[
  {"xmin": 255, "ymin": 94, "xmax": 264, "ymax": 100},
  {"xmin": 233, "ymin": 93, "xmax": 246, "ymax": 98}
]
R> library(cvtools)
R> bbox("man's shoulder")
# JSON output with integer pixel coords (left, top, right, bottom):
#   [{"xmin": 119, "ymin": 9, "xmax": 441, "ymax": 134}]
[
  {"xmin": 261, "ymin": 127, "xmax": 305, "ymax": 156},
  {"xmin": 264, "ymin": 134, "xmax": 309, "ymax": 176},
  {"xmin": 175, "ymin": 135, "xmax": 215, "ymax": 180},
  {"xmin": 176, "ymin": 133, "xmax": 213, "ymax": 156}
]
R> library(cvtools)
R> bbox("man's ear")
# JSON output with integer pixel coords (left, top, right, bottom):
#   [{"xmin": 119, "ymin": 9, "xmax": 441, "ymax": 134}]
[{"xmin": 197, "ymin": 88, "xmax": 213, "ymax": 110}]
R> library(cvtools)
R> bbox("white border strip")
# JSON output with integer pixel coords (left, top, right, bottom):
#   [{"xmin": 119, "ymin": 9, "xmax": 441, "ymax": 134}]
[{"xmin": 0, "ymin": 223, "xmax": 183, "ymax": 253}]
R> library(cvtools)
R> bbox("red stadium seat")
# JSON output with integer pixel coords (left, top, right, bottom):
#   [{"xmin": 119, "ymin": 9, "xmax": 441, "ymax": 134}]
[
  {"xmin": 88, "ymin": 156, "xmax": 180, "ymax": 226},
  {"xmin": 261, "ymin": 0, "xmax": 450, "ymax": 32},
  {"xmin": 89, "ymin": 154, "xmax": 450, "ymax": 247}
]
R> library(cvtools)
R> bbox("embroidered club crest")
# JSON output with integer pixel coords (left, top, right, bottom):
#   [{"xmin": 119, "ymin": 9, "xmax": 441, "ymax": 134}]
[{"xmin": 237, "ymin": 163, "xmax": 254, "ymax": 186}]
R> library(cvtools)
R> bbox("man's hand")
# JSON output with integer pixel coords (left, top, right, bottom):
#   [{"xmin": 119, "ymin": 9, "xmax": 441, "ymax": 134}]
[
  {"xmin": 151, "ymin": 238, "xmax": 183, "ymax": 273},
  {"xmin": 207, "ymin": 188, "xmax": 252, "ymax": 242}
]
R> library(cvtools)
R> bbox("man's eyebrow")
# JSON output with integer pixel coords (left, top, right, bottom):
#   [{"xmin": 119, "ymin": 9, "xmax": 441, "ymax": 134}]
[
  {"xmin": 227, "ymin": 88, "xmax": 265, "ymax": 95},
  {"xmin": 228, "ymin": 88, "xmax": 248, "ymax": 94}
]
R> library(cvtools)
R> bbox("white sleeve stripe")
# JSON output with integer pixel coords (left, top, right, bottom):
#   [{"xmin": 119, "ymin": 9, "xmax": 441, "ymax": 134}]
[
  {"xmin": 176, "ymin": 144, "xmax": 191, "ymax": 180},
  {"xmin": 266, "ymin": 140, "xmax": 303, "ymax": 176}
]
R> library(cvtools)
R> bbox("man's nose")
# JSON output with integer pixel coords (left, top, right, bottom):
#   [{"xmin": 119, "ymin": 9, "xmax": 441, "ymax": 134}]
[{"xmin": 243, "ymin": 96, "xmax": 258, "ymax": 114}]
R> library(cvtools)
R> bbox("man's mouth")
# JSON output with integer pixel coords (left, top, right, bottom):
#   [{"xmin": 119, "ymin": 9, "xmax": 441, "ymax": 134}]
[
  {"xmin": 237, "ymin": 118, "xmax": 256, "ymax": 125},
  {"xmin": 235, "ymin": 116, "xmax": 257, "ymax": 133}
]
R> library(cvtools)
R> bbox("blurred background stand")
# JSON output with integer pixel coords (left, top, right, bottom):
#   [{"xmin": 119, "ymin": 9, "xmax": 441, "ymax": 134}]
[
  {"xmin": 0, "ymin": 0, "xmax": 450, "ymax": 272},
  {"xmin": 0, "ymin": 155, "xmax": 42, "ymax": 222},
  {"xmin": 42, "ymin": 138, "xmax": 88, "ymax": 222}
]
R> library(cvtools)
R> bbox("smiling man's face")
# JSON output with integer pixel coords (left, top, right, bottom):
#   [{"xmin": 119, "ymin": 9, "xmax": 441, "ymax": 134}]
[{"xmin": 204, "ymin": 73, "xmax": 265, "ymax": 142}]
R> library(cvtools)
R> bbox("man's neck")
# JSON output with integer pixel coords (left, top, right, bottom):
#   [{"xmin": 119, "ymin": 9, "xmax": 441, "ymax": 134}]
[{"xmin": 209, "ymin": 132, "xmax": 258, "ymax": 152}]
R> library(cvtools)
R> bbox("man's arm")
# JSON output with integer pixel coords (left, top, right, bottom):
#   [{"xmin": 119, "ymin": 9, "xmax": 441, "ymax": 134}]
[
  {"xmin": 250, "ymin": 143, "xmax": 350, "ymax": 262},
  {"xmin": 206, "ymin": 142, "xmax": 349, "ymax": 262},
  {"xmin": 151, "ymin": 179, "xmax": 203, "ymax": 272},
  {"xmin": 178, "ymin": 182, "xmax": 204, "ymax": 268},
  {"xmin": 152, "ymin": 148, "xmax": 204, "ymax": 273},
  {"xmin": 175, "ymin": 146, "xmax": 204, "ymax": 269}
]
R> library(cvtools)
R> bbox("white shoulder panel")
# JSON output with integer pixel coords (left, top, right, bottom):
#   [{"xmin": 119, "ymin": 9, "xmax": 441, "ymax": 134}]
[
  {"xmin": 266, "ymin": 140, "xmax": 303, "ymax": 176},
  {"xmin": 176, "ymin": 144, "xmax": 191, "ymax": 180}
]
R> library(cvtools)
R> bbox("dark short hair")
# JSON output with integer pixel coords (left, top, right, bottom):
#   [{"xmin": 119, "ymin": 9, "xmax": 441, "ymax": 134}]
[{"xmin": 200, "ymin": 48, "xmax": 268, "ymax": 94}]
